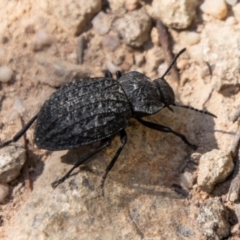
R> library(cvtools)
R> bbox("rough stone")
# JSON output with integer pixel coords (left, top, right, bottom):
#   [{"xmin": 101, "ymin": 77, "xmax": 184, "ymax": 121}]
[
  {"xmin": 152, "ymin": 0, "xmax": 198, "ymax": 29},
  {"xmin": 197, "ymin": 198, "xmax": 230, "ymax": 239},
  {"xmin": 113, "ymin": 9, "xmax": 152, "ymax": 47},
  {"xmin": 0, "ymin": 145, "xmax": 26, "ymax": 183},
  {"xmin": 197, "ymin": 149, "xmax": 234, "ymax": 193},
  {"xmin": 40, "ymin": 0, "xmax": 102, "ymax": 36}
]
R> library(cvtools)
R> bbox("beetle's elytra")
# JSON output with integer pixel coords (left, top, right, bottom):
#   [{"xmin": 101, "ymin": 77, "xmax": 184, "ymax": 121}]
[{"xmin": 0, "ymin": 48, "xmax": 216, "ymax": 193}]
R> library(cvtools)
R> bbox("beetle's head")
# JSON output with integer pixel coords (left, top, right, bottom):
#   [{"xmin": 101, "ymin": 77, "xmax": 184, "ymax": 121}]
[{"xmin": 154, "ymin": 78, "xmax": 175, "ymax": 109}]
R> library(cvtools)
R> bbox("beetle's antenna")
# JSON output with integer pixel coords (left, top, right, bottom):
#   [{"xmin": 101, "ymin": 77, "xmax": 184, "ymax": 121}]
[
  {"xmin": 161, "ymin": 48, "xmax": 186, "ymax": 79},
  {"xmin": 172, "ymin": 103, "xmax": 217, "ymax": 118}
]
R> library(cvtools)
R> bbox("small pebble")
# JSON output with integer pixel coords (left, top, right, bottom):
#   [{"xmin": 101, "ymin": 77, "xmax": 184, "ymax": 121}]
[
  {"xmin": 231, "ymin": 223, "xmax": 240, "ymax": 235},
  {"xmin": 134, "ymin": 53, "xmax": 145, "ymax": 67},
  {"xmin": 181, "ymin": 32, "xmax": 201, "ymax": 46},
  {"xmin": 200, "ymin": 0, "xmax": 228, "ymax": 19},
  {"xmin": 32, "ymin": 29, "xmax": 53, "ymax": 51},
  {"xmin": 121, "ymin": 54, "xmax": 134, "ymax": 72},
  {"xmin": 14, "ymin": 98, "xmax": 25, "ymax": 114},
  {"xmin": 0, "ymin": 183, "xmax": 9, "ymax": 203},
  {"xmin": 67, "ymin": 52, "xmax": 77, "ymax": 63},
  {"xmin": 225, "ymin": 0, "xmax": 238, "ymax": 6},
  {"xmin": 225, "ymin": 16, "xmax": 237, "ymax": 25},
  {"xmin": 102, "ymin": 35, "xmax": 120, "ymax": 51},
  {"xmin": 0, "ymin": 66, "xmax": 13, "ymax": 82},
  {"xmin": 200, "ymin": 65, "xmax": 211, "ymax": 78},
  {"xmin": 0, "ymin": 49, "xmax": 5, "ymax": 58},
  {"xmin": 125, "ymin": 0, "xmax": 139, "ymax": 11},
  {"xmin": 176, "ymin": 59, "xmax": 190, "ymax": 70},
  {"xmin": 180, "ymin": 171, "xmax": 194, "ymax": 189},
  {"xmin": 92, "ymin": 12, "xmax": 112, "ymax": 36},
  {"xmin": 106, "ymin": 61, "xmax": 120, "ymax": 73},
  {"xmin": 233, "ymin": 3, "xmax": 240, "ymax": 23},
  {"xmin": 158, "ymin": 63, "xmax": 168, "ymax": 76},
  {"xmin": 112, "ymin": 50, "xmax": 125, "ymax": 66},
  {"xmin": 150, "ymin": 27, "xmax": 160, "ymax": 46}
]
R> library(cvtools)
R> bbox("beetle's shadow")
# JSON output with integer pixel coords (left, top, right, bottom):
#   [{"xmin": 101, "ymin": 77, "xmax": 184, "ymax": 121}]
[{"xmin": 59, "ymin": 107, "xmax": 217, "ymax": 198}]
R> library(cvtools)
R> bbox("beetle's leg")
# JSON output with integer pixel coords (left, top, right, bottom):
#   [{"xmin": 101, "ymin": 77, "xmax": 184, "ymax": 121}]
[
  {"xmin": 0, "ymin": 113, "xmax": 38, "ymax": 148},
  {"xmin": 137, "ymin": 118, "xmax": 197, "ymax": 150},
  {"xmin": 100, "ymin": 129, "xmax": 127, "ymax": 196},
  {"xmin": 105, "ymin": 71, "xmax": 113, "ymax": 78},
  {"xmin": 51, "ymin": 138, "xmax": 111, "ymax": 188},
  {"xmin": 116, "ymin": 70, "xmax": 122, "ymax": 79}
]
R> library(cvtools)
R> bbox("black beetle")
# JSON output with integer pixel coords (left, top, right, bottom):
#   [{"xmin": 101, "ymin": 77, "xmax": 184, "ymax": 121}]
[{"xmin": 0, "ymin": 48, "xmax": 216, "ymax": 192}]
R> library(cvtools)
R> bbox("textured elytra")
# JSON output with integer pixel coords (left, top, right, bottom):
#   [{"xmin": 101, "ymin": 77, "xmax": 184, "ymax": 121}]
[
  {"xmin": 34, "ymin": 77, "xmax": 132, "ymax": 150},
  {"xmin": 118, "ymin": 71, "xmax": 164, "ymax": 116}
]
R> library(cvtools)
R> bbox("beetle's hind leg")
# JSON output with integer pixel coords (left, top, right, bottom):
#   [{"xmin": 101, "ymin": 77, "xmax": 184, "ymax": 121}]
[
  {"xmin": 0, "ymin": 113, "xmax": 38, "ymax": 148},
  {"xmin": 51, "ymin": 138, "xmax": 111, "ymax": 188},
  {"xmin": 137, "ymin": 118, "xmax": 197, "ymax": 150},
  {"xmin": 100, "ymin": 129, "xmax": 127, "ymax": 196}
]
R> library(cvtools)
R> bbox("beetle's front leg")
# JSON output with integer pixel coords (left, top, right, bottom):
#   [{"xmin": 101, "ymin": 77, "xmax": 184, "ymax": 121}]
[{"xmin": 137, "ymin": 118, "xmax": 197, "ymax": 150}]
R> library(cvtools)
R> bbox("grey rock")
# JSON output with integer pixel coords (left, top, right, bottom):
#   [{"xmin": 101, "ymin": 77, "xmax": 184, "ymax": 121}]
[
  {"xmin": 113, "ymin": 9, "xmax": 152, "ymax": 47},
  {"xmin": 0, "ymin": 145, "xmax": 26, "ymax": 183},
  {"xmin": 197, "ymin": 198, "xmax": 230, "ymax": 239},
  {"xmin": 197, "ymin": 149, "xmax": 234, "ymax": 193}
]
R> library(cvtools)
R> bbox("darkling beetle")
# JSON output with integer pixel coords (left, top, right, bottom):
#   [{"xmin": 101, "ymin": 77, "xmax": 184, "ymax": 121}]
[{"xmin": 0, "ymin": 48, "xmax": 216, "ymax": 193}]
